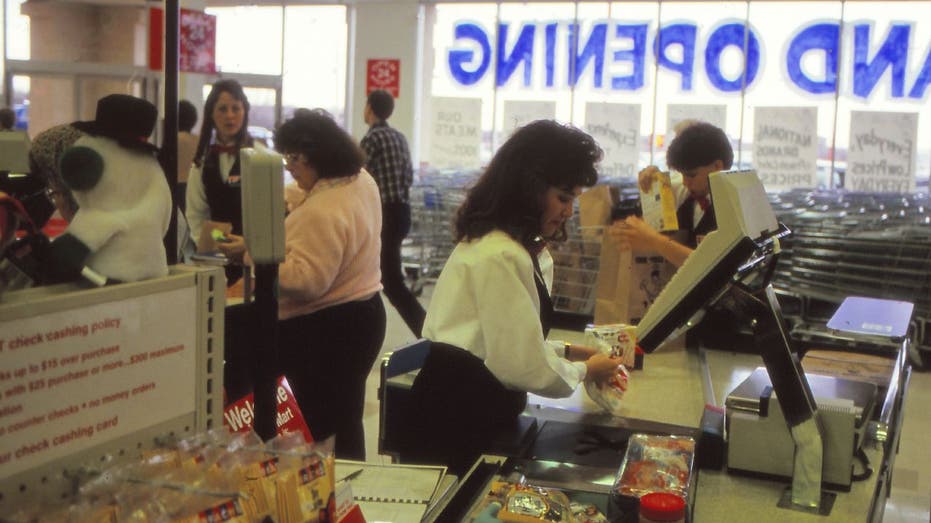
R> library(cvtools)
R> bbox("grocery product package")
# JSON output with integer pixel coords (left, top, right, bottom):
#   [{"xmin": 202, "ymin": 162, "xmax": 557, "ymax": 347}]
[
  {"xmin": 468, "ymin": 480, "xmax": 574, "ymax": 522},
  {"xmin": 584, "ymin": 323, "xmax": 642, "ymax": 370},
  {"xmin": 582, "ymin": 334, "xmax": 630, "ymax": 416},
  {"xmin": 609, "ymin": 433, "xmax": 697, "ymax": 523}
]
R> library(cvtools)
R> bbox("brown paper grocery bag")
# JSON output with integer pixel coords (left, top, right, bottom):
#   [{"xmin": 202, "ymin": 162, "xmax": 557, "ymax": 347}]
[
  {"xmin": 594, "ymin": 233, "xmax": 677, "ymax": 325},
  {"xmin": 594, "ymin": 233, "xmax": 630, "ymax": 324},
  {"xmin": 578, "ymin": 185, "xmax": 616, "ymax": 255},
  {"xmin": 579, "ymin": 184, "xmax": 613, "ymax": 230}
]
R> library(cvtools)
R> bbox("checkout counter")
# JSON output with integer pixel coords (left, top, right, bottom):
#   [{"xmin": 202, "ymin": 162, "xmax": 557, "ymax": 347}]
[
  {"xmin": 418, "ymin": 171, "xmax": 912, "ymax": 522},
  {"xmin": 421, "ymin": 325, "xmax": 909, "ymax": 523}
]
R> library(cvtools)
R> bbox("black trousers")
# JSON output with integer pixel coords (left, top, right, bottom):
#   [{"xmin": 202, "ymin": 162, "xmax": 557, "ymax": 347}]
[
  {"xmin": 278, "ymin": 294, "xmax": 386, "ymax": 460},
  {"xmin": 381, "ymin": 202, "xmax": 426, "ymax": 338},
  {"xmin": 406, "ymin": 343, "xmax": 527, "ymax": 476}
]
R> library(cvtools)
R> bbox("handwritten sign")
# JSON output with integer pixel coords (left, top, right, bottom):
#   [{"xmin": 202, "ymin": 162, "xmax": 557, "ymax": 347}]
[
  {"xmin": 0, "ymin": 288, "xmax": 196, "ymax": 478},
  {"xmin": 427, "ymin": 97, "xmax": 482, "ymax": 169},
  {"xmin": 666, "ymin": 104, "xmax": 727, "ymax": 138},
  {"xmin": 501, "ymin": 100, "xmax": 556, "ymax": 136},
  {"xmin": 753, "ymin": 107, "xmax": 818, "ymax": 190},
  {"xmin": 585, "ymin": 103, "xmax": 641, "ymax": 179},
  {"xmin": 847, "ymin": 111, "xmax": 918, "ymax": 193}
]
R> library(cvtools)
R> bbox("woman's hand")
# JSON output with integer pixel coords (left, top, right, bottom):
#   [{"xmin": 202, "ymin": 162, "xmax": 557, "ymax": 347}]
[
  {"xmin": 584, "ymin": 352, "xmax": 622, "ymax": 381},
  {"xmin": 609, "ymin": 215, "xmax": 663, "ymax": 251},
  {"xmin": 566, "ymin": 344, "xmax": 599, "ymax": 362},
  {"xmin": 216, "ymin": 233, "xmax": 247, "ymax": 264},
  {"xmin": 638, "ymin": 165, "xmax": 661, "ymax": 192}
]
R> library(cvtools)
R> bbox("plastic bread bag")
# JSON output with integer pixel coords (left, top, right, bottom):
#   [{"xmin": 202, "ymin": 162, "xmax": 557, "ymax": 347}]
[
  {"xmin": 165, "ymin": 493, "xmax": 256, "ymax": 523},
  {"xmin": 215, "ymin": 434, "xmax": 283, "ymax": 521},
  {"xmin": 582, "ymin": 335, "xmax": 630, "ymax": 415},
  {"xmin": 468, "ymin": 480, "xmax": 573, "ymax": 523},
  {"xmin": 274, "ymin": 435, "xmax": 337, "ymax": 523}
]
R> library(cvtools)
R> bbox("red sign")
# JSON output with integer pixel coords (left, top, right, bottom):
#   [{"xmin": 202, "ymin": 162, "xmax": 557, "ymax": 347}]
[
  {"xmin": 149, "ymin": 8, "xmax": 217, "ymax": 74},
  {"xmin": 180, "ymin": 10, "xmax": 217, "ymax": 73},
  {"xmin": 223, "ymin": 376, "xmax": 314, "ymax": 443},
  {"xmin": 366, "ymin": 59, "xmax": 401, "ymax": 97}
]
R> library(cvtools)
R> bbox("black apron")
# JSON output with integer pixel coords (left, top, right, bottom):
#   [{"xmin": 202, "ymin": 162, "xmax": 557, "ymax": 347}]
[
  {"xmin": 405, "ymin": 249, "xmax": 553, "ymax": 474},
  {"xmin": 201, "ymin": 149, "xmax": 244, "ymax": 285},
  {"xmin": 676, "ymin": 198, "xmax": 742, "ymax": 349},
  {"xmin": 676, "ymin": 197, "xmax": 717, "ymax": 249}
]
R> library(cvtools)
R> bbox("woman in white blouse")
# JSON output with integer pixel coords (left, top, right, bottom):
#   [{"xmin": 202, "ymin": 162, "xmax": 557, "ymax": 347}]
[
  {"xmin": 406, "ymin": 120, "xmax": 622, "ymax": 474},
  {"xmin": 185, "ymin": 79, "xmax": 262, "ymax": 286}
]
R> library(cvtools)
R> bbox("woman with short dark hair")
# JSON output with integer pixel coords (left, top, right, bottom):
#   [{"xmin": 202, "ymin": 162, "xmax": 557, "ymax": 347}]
[
  {"xmin": 405, "ymin": 120, "xmax": 623, "ymax": 474},
  {"xmin": 220, "ymin": 109, "xmax": 385, "ymax": 460}
]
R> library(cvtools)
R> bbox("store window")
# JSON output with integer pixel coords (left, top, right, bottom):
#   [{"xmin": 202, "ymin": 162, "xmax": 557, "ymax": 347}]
[
  {"xmin": 426, "ymin": 0, "xmax": 931, "ymax": 190},
  {"xmin": 834, "ymin": 1, "xmax": 931, "ymax": 192},
  {"xmin": 282, "ymin": 5, "xmax": 348, "ymax": 123},
  {"xmin": 208, "ymin": 5, "xmax": 348, "ymax": 128},
  {"xmin": 4, "ymin": 0, "xmax": 30, "ymax": 130},
  {"xmin": 741, "ymin": 1, "xmax": 842, "ymax": 189},
  {"xmin": 428, "ymin": 3, "xmax": 498, "ymax": 166},
  {"xmin": 652, "ymin": 1, "xmax": 749, "ymax": 170},
  {"xmin": 207, "ymin": 6, "xmax": 283, "ymax": 76}
]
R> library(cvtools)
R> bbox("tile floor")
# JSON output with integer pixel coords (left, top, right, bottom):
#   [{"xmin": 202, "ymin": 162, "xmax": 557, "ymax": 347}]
[{"xmin": 363, "ymin": 290, "xmax": 931, "ymax": 522}]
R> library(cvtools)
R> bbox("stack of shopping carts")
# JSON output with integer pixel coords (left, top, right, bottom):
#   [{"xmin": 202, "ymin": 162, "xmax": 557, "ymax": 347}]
[{"xmin": 769, "ymin": 189, "xmax": 931, "ymax": 366}]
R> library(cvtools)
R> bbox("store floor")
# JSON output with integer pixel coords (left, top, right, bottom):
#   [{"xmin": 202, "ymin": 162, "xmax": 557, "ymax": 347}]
[{"xmin": 362, "ymin": 290, "xmax": 931, "ymax": 522}]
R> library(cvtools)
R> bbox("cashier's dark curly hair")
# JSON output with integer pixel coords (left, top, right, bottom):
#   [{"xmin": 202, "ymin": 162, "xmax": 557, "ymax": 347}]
[
  {"xmin": 455, "ymin": 120, "xmax": 601, "ymax": 248},
  {"xmin": 274, "ymin": 108, "xmax": 364, "ymax": 179}
]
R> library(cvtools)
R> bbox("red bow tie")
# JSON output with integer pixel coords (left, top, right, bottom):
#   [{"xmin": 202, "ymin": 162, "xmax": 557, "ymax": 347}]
[
  {"xmin": 211, "ymin": 143, "xmax": 239, "ymax": 155},
  {"xmin": 693, "ymin": 195, "xmax": 711, "ymax": 211}
]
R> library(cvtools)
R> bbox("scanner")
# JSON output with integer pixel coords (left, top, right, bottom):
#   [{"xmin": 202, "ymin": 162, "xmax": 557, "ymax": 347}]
[{"xmin": 726, "ymin": 367, "xmax": 877, "ymax": 489}]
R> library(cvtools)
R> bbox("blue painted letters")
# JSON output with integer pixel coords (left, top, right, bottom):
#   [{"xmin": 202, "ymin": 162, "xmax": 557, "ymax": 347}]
[
  {"xmin": 786, "ymin": 23, "xmax": 839, "ymax": 94},
  {"xmin": 448, "ymin": 23, "xmax": 491, "ymax": 86},
  {"xmin": 497, "ymin": 23, "xmax": 535, "ymax": 86},
  {"xmin": 569, "ymin": 23, "xmax": 607, "ymax": 87},
  {"xmin": 444, "ymin": 18, "xmax": 929, "ymax": 101},
  {"xmin": 654, "ymin": 24, "xmax": 697, "ymax": 90},
  {"xmin": 704, "ymin": 23, "xmax": 760, "ymax": 92},
  {"xmin": 613, "ymin": 24, "xmax": 648, "ymax": 90},
  {"xmin": 853, "ymin": 23, "xmax": 910, "ymax": 98}
]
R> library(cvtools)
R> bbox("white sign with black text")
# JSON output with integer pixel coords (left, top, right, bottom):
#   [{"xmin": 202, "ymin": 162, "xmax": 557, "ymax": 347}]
[
  {"xmin": 0, "ymin": 288, "xmax": 197, "ymax": 477},
  {"xmin": 753, "ymin": 107, "xmax": 818, "ymax": 190},
  {"xmin": 428, "ymin": 96, "xmax": 483, "ymax": 169},
  {"xmin": 666, "ymin": 104, "xmax": 727, "ymax": 138},
  {"xmin": 585, "ymin": 103, "xmax": 642, "ymax": 179},
  {"xmin": 847, "ymin": 111, "xmax": 918, "ymax": 193},
  {"xmin": 501, "ymin": 100, "xmax": 556, "ymax": 136}
]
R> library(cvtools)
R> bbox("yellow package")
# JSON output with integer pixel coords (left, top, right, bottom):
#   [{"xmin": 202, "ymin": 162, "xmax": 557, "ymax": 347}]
[
  {"xmin": 275, "ymin": 436, "xmax": 337, "ymax": 523},
  {"xmin": 639, "ymin": 171, "xmax": 679, "ymax": 232}
]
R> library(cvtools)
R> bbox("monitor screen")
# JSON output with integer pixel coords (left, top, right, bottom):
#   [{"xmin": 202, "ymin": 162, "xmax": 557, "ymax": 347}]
[{"xmin": 635, "ymin": 170, "xmax": 780, "ymax": 351}]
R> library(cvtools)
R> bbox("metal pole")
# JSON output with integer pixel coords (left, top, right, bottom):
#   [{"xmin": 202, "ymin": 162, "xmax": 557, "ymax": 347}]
[{"xmin": 161, "ymin": 0, "xmax": 180, "ymax": 264}]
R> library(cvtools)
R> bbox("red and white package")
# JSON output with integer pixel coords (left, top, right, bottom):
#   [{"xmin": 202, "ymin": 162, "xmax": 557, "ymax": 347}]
[{"xmin": 583, "ymin": 335, "xmax": 630, "ymax": 415}]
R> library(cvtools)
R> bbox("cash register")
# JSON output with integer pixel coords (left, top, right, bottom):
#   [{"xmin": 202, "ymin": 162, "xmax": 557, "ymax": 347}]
[{"xmin": 635, "ymin": 170, "xmax": 838, "ymax": 512}]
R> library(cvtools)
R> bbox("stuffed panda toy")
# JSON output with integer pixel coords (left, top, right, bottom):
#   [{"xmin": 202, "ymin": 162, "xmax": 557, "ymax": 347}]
[{"xmin": 46, "ymin": 94, "xmax": 171, "ymax": 284}]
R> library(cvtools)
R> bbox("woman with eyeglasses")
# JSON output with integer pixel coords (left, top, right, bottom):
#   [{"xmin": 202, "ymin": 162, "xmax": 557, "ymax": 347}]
[
  {"xmin": 185, "ymin": 79, "xmax": 264, "ymax": 285},
  {"xmin": 218, "ymin": 109, "xmax": 385, "ymax": 460},
  {"xmin": 609, "ymin": 120, "xmax": 733, "ymax": 266},
  {"xmin": 404, "ymin": 120, "xmax": 623, "ymax": 475}
]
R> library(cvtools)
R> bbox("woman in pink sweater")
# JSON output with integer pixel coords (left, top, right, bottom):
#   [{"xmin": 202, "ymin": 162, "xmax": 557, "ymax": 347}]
[{"xmin": 223, "ymin": 109, "xmax": 385, "ymax": 459}]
